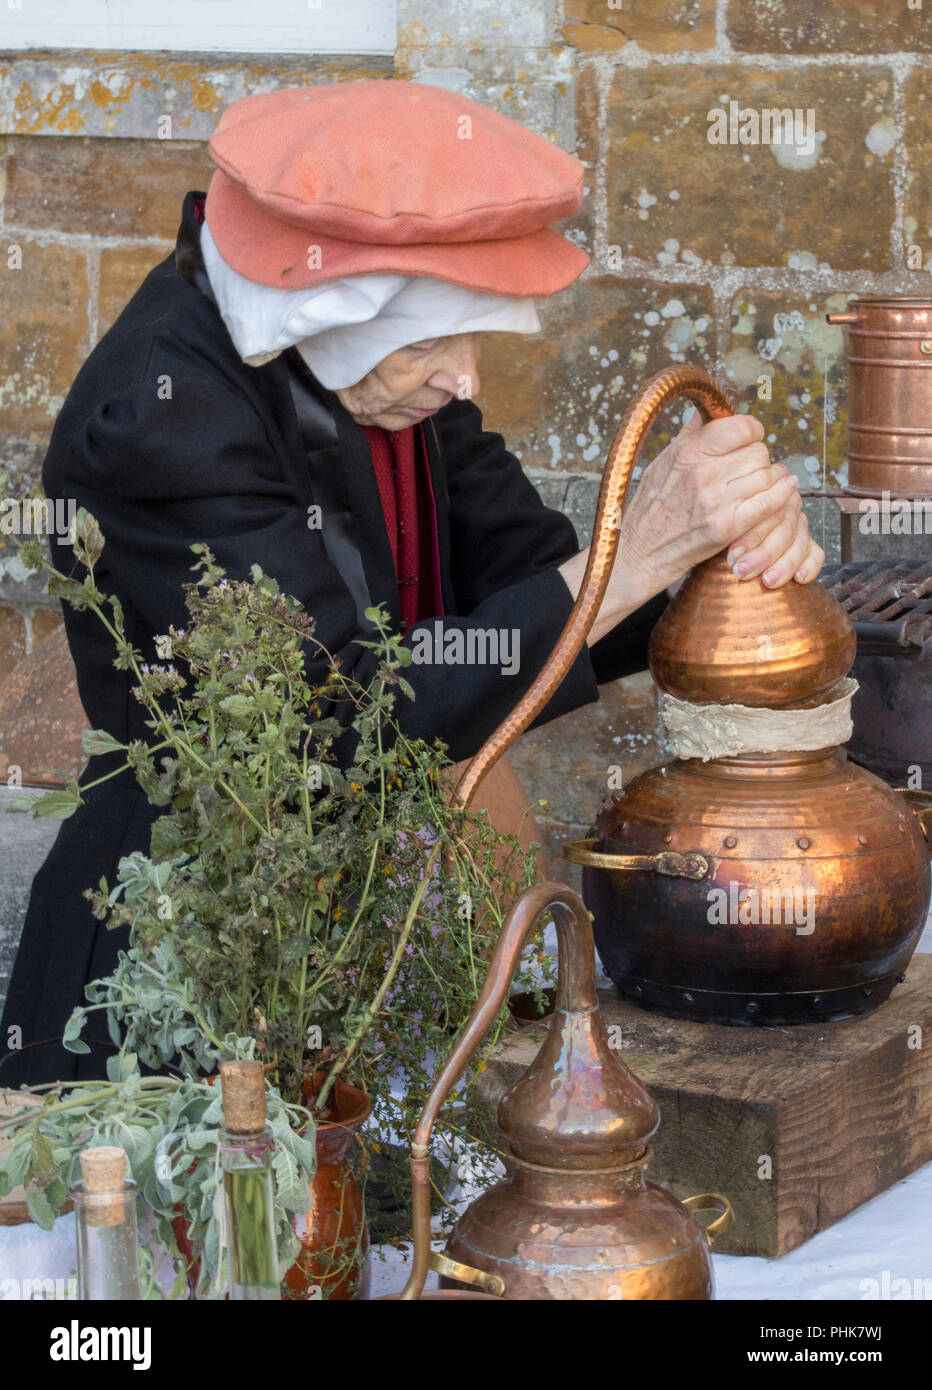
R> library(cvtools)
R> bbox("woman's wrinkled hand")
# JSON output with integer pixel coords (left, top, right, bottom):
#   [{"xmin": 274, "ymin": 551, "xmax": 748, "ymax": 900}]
[{"xmin": 618, "ymin": 409, "xmax": 824, "ymax": 599}]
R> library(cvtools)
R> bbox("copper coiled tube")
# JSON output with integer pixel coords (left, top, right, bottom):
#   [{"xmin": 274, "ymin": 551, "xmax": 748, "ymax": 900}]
[{"xmin": 454, "ymin": 365, "xmax": 734, "ymax": 808}]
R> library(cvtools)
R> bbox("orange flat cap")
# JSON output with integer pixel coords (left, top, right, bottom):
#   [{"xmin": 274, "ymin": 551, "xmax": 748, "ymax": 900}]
[{"xmin": 205, "ymin": 80, "xmax": 589, "ymax": 296}]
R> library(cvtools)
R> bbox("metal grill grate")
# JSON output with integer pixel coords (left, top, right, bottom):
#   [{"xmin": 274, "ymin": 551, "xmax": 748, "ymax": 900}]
[{"xmin": 820, "ymin": 559, "xmax": 932, "ymax": 655}]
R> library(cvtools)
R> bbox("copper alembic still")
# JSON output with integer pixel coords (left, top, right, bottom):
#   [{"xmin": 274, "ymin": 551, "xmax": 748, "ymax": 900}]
[
  {"xmin": 390, "ymin": 361, "xmax": 931, "ymax": 1300},
  {"xmin": 397, "ymin": 881, "xmax": 732, "ymax": 1301},
  {"xmin": 456, "ymin": 363, "xmax": 932, "ymax": 1027}
]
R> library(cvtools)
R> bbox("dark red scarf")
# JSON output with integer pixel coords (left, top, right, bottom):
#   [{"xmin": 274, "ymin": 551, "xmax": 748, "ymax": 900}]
[{"xmin": 360, "ymin": 422, "xmax": 444, "ymax": 634}]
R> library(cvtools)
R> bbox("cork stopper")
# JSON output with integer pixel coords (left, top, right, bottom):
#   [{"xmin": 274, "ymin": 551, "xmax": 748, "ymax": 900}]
[
  {"xmin": 79, "ymin": 1145, "xmax": 127, "ymax": 1228},
  {"xmin": 220, "ymin": 1060, "xmax": 267, "ymax": 1134}
]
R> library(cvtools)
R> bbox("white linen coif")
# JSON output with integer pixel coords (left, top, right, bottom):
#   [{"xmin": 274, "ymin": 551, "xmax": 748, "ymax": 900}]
[{"xmin": 200, "ymin": 220, "xmax": 541, "ymax": 390}]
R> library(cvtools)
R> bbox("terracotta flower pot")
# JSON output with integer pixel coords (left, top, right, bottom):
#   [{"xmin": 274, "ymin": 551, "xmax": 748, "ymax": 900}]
[
  {"xmin": 282, "ymin": 1075, "xmax": 372, "ymax": 1301},
  {"xmin": 171, "ymin": 1073, "xmax": 372, "ymax": 1301}
]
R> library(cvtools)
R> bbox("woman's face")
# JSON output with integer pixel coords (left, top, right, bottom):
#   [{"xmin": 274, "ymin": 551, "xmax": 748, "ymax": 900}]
[{"xmin": 335, "ymin": 332, "xmax": 482, "ymax": 431}]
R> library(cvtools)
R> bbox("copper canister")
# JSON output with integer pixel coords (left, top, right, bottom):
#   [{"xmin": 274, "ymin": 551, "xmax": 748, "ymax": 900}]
[{"xmin": 828, "ymin": 297, "xmax": 932, "ymax": 497}]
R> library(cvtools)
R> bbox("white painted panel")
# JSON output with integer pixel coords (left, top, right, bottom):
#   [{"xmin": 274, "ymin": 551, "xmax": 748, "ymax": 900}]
[{"xmin": 1, "ymin": 0, "xmax": 397, "ymax": 55}]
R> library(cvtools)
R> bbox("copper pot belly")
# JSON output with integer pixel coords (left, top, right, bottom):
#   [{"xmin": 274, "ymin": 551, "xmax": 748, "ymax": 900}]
[
  {"xmin": 443, "ymin": 1154, "xmax": 720, "ymax": 1301},
  {"xmin": 571, "ymin": 747, "xmax": 931, "ymax": 1025}
]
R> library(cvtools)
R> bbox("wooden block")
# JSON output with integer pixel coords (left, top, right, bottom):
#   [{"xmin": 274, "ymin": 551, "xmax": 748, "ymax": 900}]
[{"xmin": 474, "ymin": 957, "xmax": 932, "ymax": 1256}]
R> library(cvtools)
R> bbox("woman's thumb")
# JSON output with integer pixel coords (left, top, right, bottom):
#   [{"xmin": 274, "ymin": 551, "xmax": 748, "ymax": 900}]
[{"xmin": 677, "ymin": 404, "xmax": 705, "ymax": 436}]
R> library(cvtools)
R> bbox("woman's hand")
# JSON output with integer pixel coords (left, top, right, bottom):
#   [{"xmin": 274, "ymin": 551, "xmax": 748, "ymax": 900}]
[
  {"xmin": 558, "ymin": 409, "xmax": 825, "ymax": 647},
  {"xmin": 619, "ymin": 409, "xmax": 823, "ymax": 598},
  {"xmin": 724, "ymin": 485, "xmax": 823, "ymax": 588}
]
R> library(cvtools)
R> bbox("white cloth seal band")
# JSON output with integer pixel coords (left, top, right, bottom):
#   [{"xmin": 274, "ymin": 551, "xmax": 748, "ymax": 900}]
[{"xmin": 660, "ymin": 677, "xmax": 859, "ymax": 761}]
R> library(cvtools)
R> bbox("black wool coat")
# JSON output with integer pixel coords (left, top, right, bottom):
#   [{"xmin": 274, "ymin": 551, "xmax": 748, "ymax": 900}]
[{"xmin": 0, "ymin": 191, "xmax": 667, "ymax": 1085}]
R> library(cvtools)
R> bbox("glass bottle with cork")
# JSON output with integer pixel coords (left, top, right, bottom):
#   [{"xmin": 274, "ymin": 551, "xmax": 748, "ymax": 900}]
[
  {"xmin": 219, "ymin": 1059, "xmax": 281, "ymax": 1300},
  {"xmin": 72, "ymin": 1144, "xmax": 141, "ymax": 1300}
]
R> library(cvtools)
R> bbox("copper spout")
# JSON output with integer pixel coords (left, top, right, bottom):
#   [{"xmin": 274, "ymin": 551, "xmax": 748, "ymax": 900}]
[
  {"xmin": 398, "ymin": 881, "xmax": 658, "ymax": 1300},
  {"xmin": 454, "ymin": 366, "xmax": 734, "ymax": 808}
]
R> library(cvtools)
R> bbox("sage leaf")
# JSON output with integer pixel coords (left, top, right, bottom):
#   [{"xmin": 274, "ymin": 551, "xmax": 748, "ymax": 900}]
[
  {"xmin": 26, "ymin": 1189, "xmax": 56, "ymax": 1231},
  {"xmin": 81, "ymin": 728, "xmax": 127, "ymax": 757},
  {"xmin": 32, "ymin": 787, "xmax": 82, "ymax": 820}
]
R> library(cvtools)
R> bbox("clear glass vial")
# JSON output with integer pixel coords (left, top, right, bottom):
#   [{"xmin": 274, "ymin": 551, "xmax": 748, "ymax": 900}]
[
  {"xmin": 220, "ymin": 1124, "xmax": 281, "ymax": 1300},
  {"xmin": 219, "ymin": 1060, "xmax": 281, "ymax": 1301},
  {"xmin": 71, "ymin": 1146, "xmax": 141, "ymax": 1300}
]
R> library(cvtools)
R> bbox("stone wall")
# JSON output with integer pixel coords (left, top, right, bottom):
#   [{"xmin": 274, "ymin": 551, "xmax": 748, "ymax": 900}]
[{"xmin": 1, "ymin": 1, "xmax": 930, "ymax": 870}]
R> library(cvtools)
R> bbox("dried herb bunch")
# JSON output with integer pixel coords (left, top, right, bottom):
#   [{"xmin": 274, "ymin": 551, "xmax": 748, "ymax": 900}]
[{"xmin": 1, "ymin": 511, "xmax": 554, "ymax": 1294}]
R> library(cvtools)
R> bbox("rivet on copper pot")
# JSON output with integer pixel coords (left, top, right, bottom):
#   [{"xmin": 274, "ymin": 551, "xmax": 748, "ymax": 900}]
[
  {"xmin": 898, "ymin": 973, "xmax": 907, "ymax": 984},
  {"xmin": 920, "ymin": 340, "xmax": 932, "ymax": 355},
  {"xmin": 746, "ymin": 1001, "xmax": 760, "ymax": 1015},
  {"xmin": 862, "ymin": 988, "xmax": 873, "ymax": 999},
  {"xmin": 857, "ymin": 833, "xmax": 868, "ymax": 846},
  {"xmin": 632, "ymin": 984, "xmax": 643, "ymax": 997},
  {"xmin": 663, "ymin": 832, "xmax": 673, "ymax": 844},
  {"xmin": 724, "ymin": 835, "xmax": 737, "ymax": 849},
  {"xmin": 682, "ymin": 992, "xmax": 695, "ymax": 1005},
  {"xmin": 812, "ymin": 996, "xmax": 823, "ymax": 1009},
  {"xmin": 797, "ymin": 836, "xmax": 811, "ymax": 850},
  {"xmin": 899, "ymin": 821, "xmax": 907, "ymax": 834}
]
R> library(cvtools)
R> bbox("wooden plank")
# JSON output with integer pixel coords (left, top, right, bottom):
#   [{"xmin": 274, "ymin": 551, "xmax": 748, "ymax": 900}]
[{"xmin": 473, "ymin": 956, "xmax": 932, "ymax": 1256}]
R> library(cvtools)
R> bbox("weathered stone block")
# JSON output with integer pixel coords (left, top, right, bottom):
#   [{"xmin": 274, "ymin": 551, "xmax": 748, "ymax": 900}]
[
  {"xmin": 6, "ymin": 135, "xmax": 213, "ymax": 238},
  {"xmin": 724, "ymin": 289, "xmax": 852, "ymax": 492},
  {"xmin": 605, "ymin": 66, "xmax": 896, "ymax": 270},
  {"xmin": 398, "ymin": 0, "xmax": 554, "ymax": 53},
  {"xmin": 905, "ymin": 68, "xmax": 932, "ymax": 272},
  {"xmin": 3, "ymin": 52, "xmax": 390, "ymax": 141},
  {"xmin": 0, "ymin": 240, "xmax": 89, "ymax": 430},
  {"xmin": 564, "ymin": 0, "xmax": 715, "ymax": 53},
  {"xmin": 98, "ymin": 245, "xmax": 171, "ymax": 338},
  {"xmin": 0, "ymin": 604, "xmax": 61, "ymax": 682},
  {"xmin": 0, "ymin": 784, "xmax": 59, "ymax": 1021},
  {"xmin": 727, "ymin": 0, "xmax": 932, "ymax": 54},
  {"xmin": 477, "ymin": 275, "xmax": 715, "ymax": 472},
  {"xmin": 0, "ymin": 432, "xmax": 49, "ymax": 494},
  {"xmin": 0, "ymin": 608, "xmax": 27, "ymax": 680},
  {"xmin": 0, "ymin": 622, "xmax": 87, "ymax": 788},
  {"xmin": 0, "ymin": 542, "xmax": 53, "ymax": 610}
]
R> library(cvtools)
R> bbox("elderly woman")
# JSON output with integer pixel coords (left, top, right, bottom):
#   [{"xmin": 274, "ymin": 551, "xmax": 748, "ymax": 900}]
[{"xmin": 1, "ymin": 82, "xmax": 820, "ymax": 1085}]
